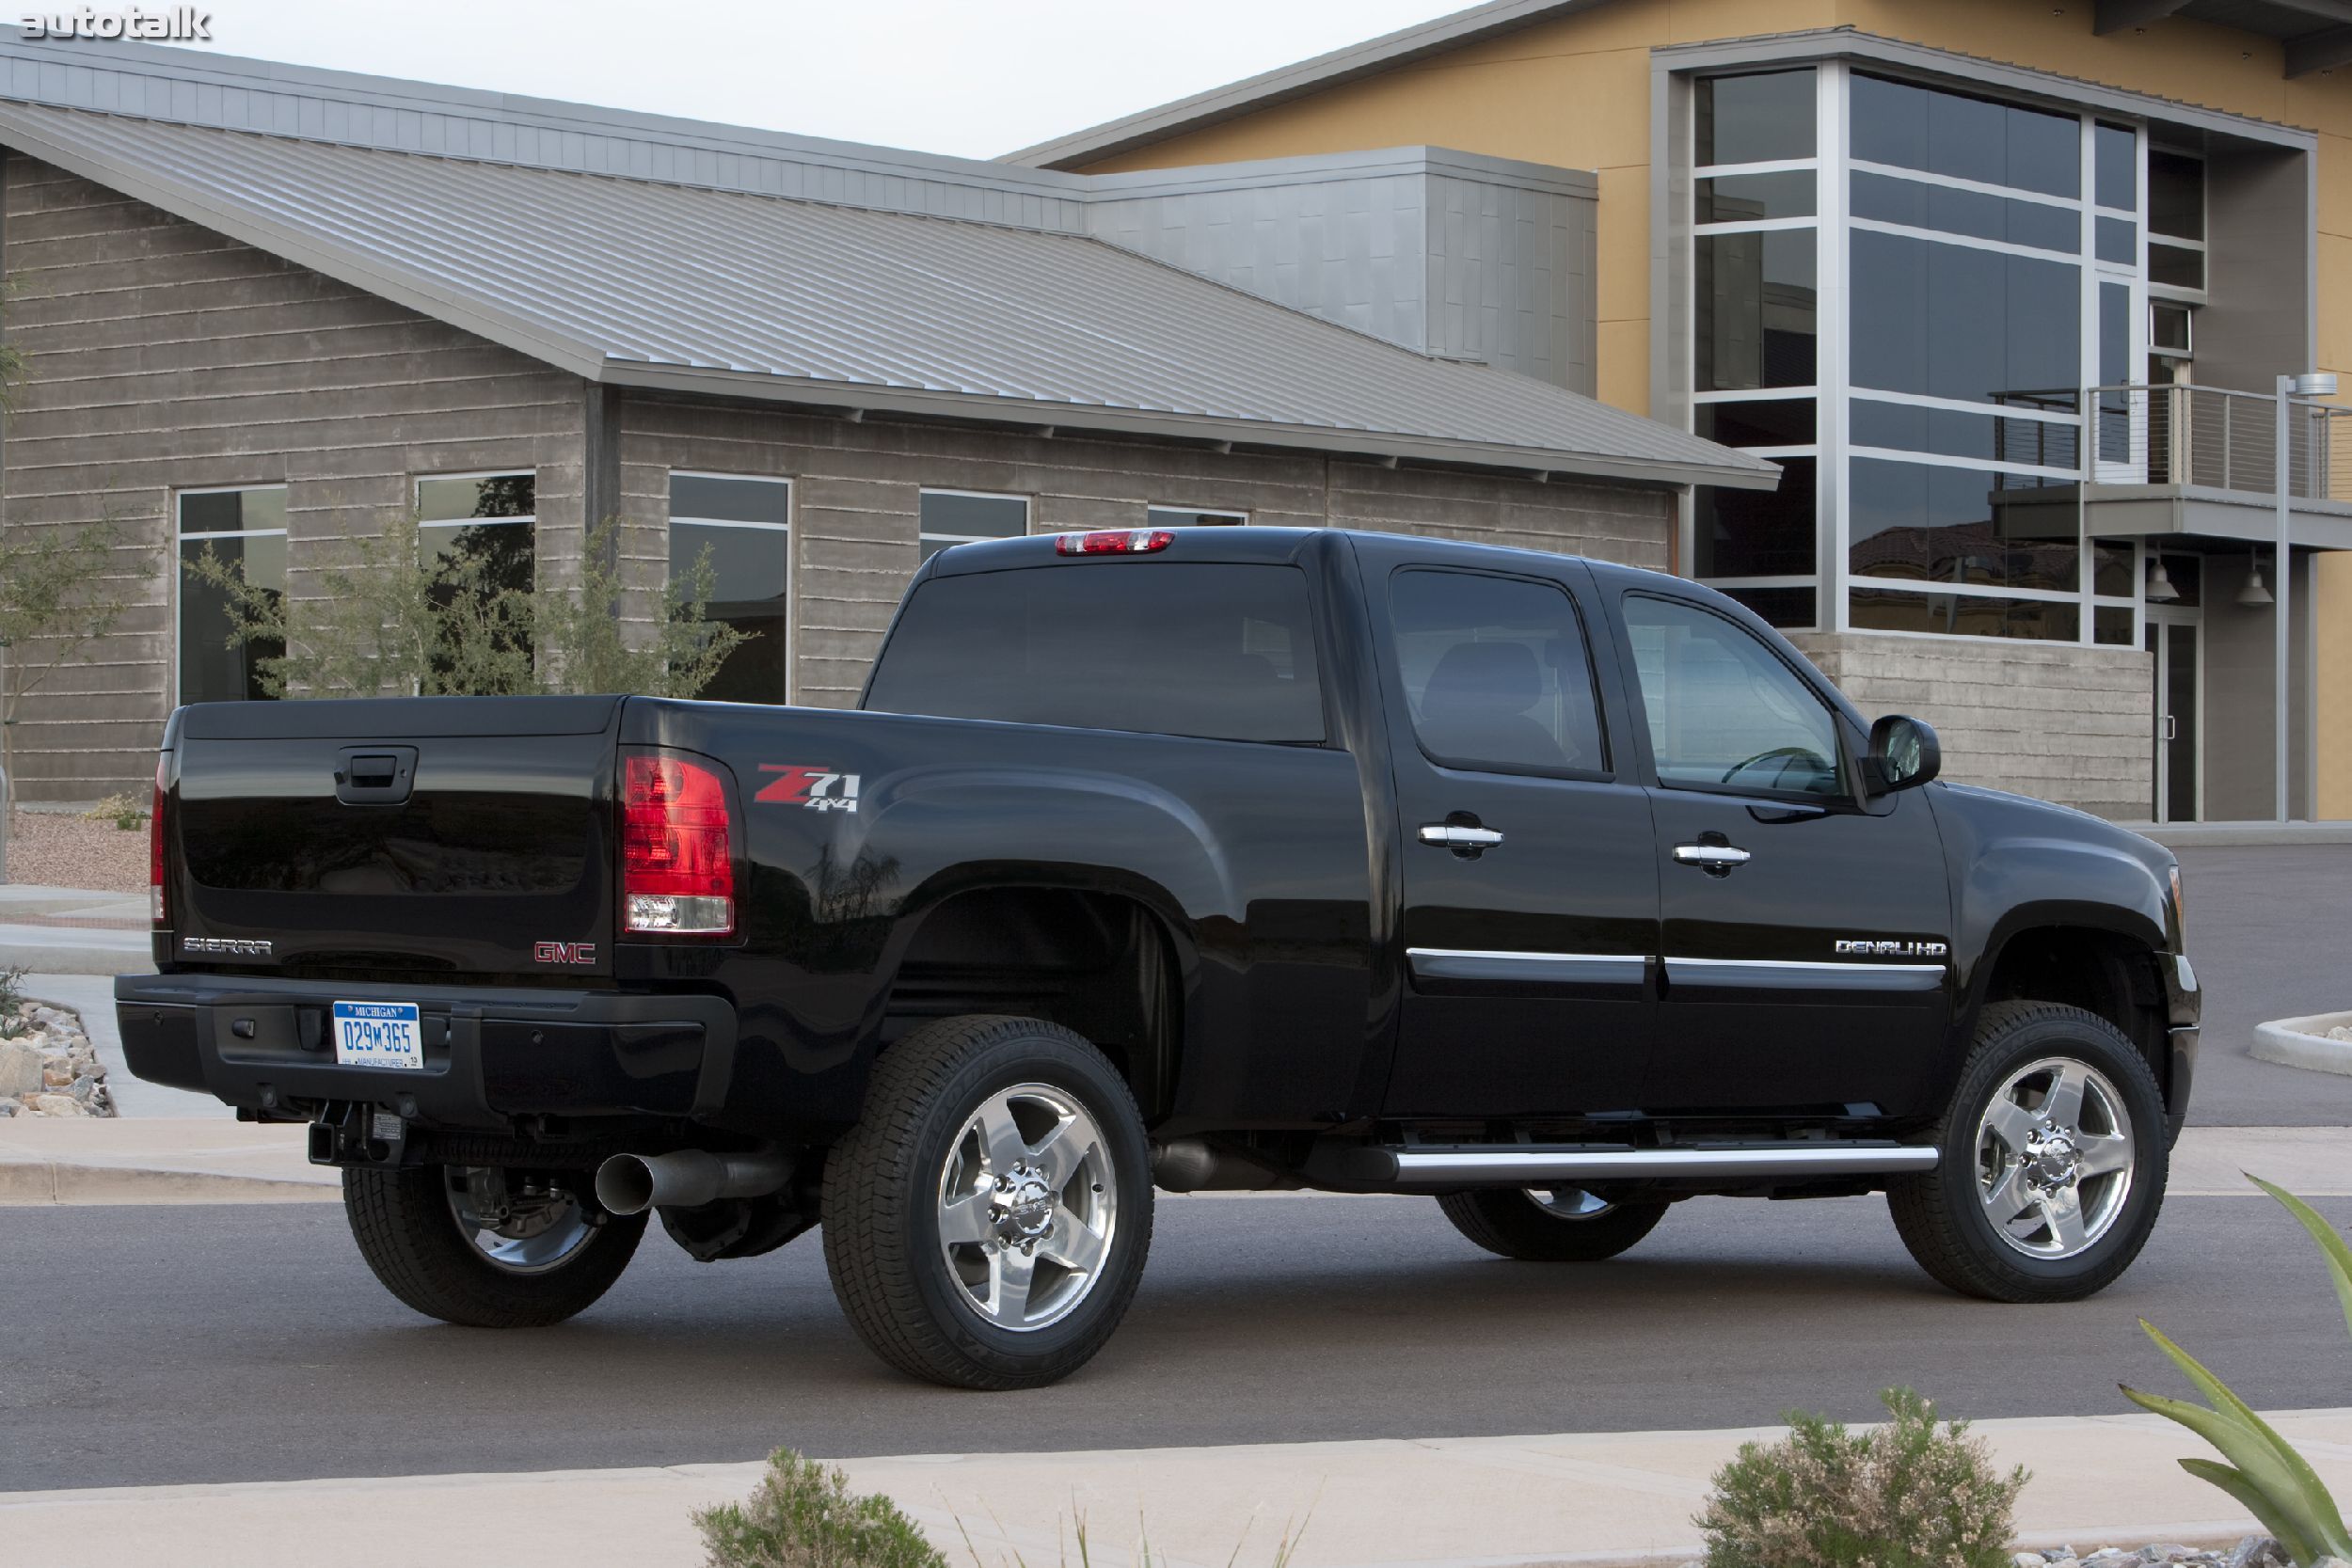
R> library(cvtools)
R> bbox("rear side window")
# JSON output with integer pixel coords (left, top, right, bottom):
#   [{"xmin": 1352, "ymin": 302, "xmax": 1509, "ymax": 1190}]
[
  {"xmin": 866, "ymin": 563, "xmax": 1326, "ymax": 743},
  {"xmin": 1389, "ymin": 568, "xmax": 1608, "ymax": 774}
]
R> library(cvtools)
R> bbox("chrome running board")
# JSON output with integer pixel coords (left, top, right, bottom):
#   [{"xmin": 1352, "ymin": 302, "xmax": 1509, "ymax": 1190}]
[{"xmin": 1323, "ymin": 1142, "xmax": 1940, "ymax": 1189}]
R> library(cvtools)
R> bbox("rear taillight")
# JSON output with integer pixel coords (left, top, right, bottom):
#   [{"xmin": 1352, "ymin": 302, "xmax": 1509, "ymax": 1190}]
[
  {"xmin": 1056, "ymin": 529, "xmax": 1174, "ymax": 556},
  {"xmin": 620, "ymin": 752, "xmax": 735, "ymax": 936},
  {"xmin": 150, "ymin": 752, "xmax": 167, "ymax": 927}
]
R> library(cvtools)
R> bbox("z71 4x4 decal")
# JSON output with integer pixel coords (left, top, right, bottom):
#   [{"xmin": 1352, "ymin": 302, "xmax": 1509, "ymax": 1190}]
[{"xmin": 756, "ymin": 764, "xmax": 861, "ymax": 813}]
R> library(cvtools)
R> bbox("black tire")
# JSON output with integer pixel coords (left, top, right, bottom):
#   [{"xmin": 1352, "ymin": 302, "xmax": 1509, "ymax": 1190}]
[
  {"xmin": 343, "ymin": 1164, "xmax": 645, "ymax": 1329},
  {"xmin": 1888, "ymin": 1000, "xmax": 2168, "ymax": 1304},
  {"xmin": 1437, "ymin": 1187, "xmax": 1669, "ymax": 1261},
  {"xmin": 821, "ymin": 1014, "xmax": 1153, "ymax": 1390}
]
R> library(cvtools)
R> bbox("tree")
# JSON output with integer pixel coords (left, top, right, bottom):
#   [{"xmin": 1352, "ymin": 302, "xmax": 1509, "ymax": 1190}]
[
  {"xmin": 183, "ymin": 513, "xmax": 535, "ymax": 698},
  {"xmin": 533, "ymin": 518, "xmax": 747, "ymax": 698},
  {"xmin": 183, "ymin": 515, "xmax": 748, "ymax": 701},
  {"xmin": 0, "ymin": 514, "xmax": 154, "ymax": 878}
]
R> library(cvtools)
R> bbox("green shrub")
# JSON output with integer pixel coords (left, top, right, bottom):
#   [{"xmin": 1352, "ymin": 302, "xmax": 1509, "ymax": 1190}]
[
  {"xmin": 697, "ymin": 1449, "xmax": 945, "ymax": 1568},
  {"xmin": 1694, "ymin": 1387, "xmax": 2027, "ymax": 1568},
  {"xmin": 0, "ymin": 963, "xmax": 24, "ymax": 1037},
  {"xmin": 80, "ymin": 792, "xmax": 146, "ymax": 831},
  {"xmin": 2123, "ymin": 1176, "xmax": 2352, "ymax": 1565}
]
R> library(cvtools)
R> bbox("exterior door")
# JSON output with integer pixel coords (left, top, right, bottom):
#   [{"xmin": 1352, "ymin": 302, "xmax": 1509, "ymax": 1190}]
[
  {"xmin": 1375, "ymin": 559, "xmax": 1661, "ymax": 1118},
  {"xmin": 1613, "ymin": 592, "xmax": 1954, "ymax": 1117},
  {"xmin": 2146, "ymin": 610, "xmax": 2201, "ymax": 823}
]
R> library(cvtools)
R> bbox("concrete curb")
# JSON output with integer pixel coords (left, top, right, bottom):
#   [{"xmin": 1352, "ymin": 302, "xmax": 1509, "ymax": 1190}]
[
  {"xmin": 2251, "ymin": 1012, "xmax": 2352, "ymax": 1076},
  {"xmin": 0, "ymin": 1159, "xmax": 337, "ymax": 1204},
  {"xmin": 0, "ymin": 922, "xmax": 151, "ymax": 976}
]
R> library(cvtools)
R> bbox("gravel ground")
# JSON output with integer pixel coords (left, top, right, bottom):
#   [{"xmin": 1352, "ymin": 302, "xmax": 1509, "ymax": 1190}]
[{"xmin": 4, "ymin": 807, "xmax": 148, "ymax": 892}]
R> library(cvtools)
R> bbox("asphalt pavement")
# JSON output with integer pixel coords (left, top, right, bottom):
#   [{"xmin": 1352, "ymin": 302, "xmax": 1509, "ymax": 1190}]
[
  {"xmin": 2172, "ymin": 845, "xmax": 2352, "ymax": 1123},
  {"xmin": 10, "ymin": 1188, "xmax": 2348, "ymax": 1493}
]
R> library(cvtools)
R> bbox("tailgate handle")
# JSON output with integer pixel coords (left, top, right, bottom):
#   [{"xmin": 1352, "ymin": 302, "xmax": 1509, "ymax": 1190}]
[{"xmin": 335, "ymin": 745, "xmax": 418, "ymax": 805}]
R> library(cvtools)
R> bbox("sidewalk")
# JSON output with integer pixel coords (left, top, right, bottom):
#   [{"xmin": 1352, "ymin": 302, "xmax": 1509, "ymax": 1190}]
[
  {"xmin": 0, "ymin": 1116, "xmax": 329, "ymax": 1201},
  {"xmin": 7, "ymin": 1117, "xmax": 2347, "ymax": 1206},
  {"xmin": 6, "ymin": 1407, "xmax": 2342, "ymax": 1568},
  {"xmin": 0, "ymin": 881, "xmax": 152, "ymax": 975}
]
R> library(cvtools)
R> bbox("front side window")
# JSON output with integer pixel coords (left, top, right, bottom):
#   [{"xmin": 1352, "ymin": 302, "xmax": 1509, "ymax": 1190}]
[
  {"xmin": 866, "ymin": 562, "xmax": 1323, "ymax": 744},
  {"xmin": 919, "ymin": 490, "xmax": 1027, "ymax": 562},
  {"xmin": 1388, "ymin": 568, "xmax": 1607, "ymax": 775},
  {"xmin": 177, "ymin": 486, "xmax": 287, "ymax": 703},
  {"xmin": 671, "ymin": 473, "xmax": 790, "ymax": 704},
  {"xmin": 1623, "ymin": 594, "xmax": 1842, "ymax": 799}
]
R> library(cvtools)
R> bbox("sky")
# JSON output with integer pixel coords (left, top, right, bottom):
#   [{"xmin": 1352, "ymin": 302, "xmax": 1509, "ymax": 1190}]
[{"xmin": 171, "ymin": 1, "xmax": 1461, "ymax": 160}]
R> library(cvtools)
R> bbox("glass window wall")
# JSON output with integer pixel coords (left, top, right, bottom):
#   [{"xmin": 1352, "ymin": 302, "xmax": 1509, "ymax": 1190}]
[{"xmin": 1691, "ymin": 61, "xmax": 2154, "ymax": 646}]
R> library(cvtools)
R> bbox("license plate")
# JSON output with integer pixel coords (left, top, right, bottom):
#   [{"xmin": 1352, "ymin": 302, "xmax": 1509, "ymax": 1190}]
[{"xmin": 332, "ymin": 1001, "xmax": 424, "ymax": 1071}]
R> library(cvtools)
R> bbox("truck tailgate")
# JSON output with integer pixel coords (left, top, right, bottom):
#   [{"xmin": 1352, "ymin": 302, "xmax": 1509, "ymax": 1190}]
[{"xmin": 166, "ymin": 696, "xmax": 621, "ymax": 979}]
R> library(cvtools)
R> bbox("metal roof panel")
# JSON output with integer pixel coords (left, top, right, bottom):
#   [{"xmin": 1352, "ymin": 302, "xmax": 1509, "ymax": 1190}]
[{"xmin": 0, "ymin": 102, "xmax": 1774, "ymax": 487}]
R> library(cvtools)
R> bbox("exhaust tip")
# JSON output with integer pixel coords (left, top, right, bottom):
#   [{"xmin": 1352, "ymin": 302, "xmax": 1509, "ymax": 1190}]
[{"xmin": 594, "ymin": 1153, "xmax": 658, "ymax": 1216}]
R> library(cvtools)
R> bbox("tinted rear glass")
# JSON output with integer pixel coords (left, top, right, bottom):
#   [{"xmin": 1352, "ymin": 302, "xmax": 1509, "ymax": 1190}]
[{"xmin": 866, "ymin": 563, "xmax": 1325, "ymax": 743}]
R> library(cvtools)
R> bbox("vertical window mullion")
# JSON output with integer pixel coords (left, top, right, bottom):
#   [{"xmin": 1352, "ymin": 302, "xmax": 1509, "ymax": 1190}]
[{"xmin": 1821, "ymin": 59, "xmax": 1849, "ymax": 635}]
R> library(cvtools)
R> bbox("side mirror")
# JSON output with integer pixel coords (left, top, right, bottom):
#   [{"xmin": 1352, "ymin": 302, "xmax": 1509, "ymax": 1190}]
[{"xmin": 1866, "ymin": 714, "xmax": 1941, "ymax": 796}]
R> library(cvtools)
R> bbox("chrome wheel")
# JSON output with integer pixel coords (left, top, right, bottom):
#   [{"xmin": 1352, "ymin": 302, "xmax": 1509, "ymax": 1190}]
[
  {"xmin": 1525, "ymin": 1186, "xmax": 1613, "ymax": 1218},
  {"xmin": 1975, "ymin": 1056, "xmax": 2136, "ymax": 1260},
  {"xmin": 446, "ymin": 1167, "xmax": 598, "ymax": 1275},
  {"xmin": 935, "ymin": 1082, "xmax": 1118, "ymax": 1333}
]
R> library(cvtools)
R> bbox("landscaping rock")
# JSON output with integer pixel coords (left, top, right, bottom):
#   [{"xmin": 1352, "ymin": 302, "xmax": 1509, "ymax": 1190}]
[
  {"xmin": 4, "ymin": 997, "xmax": 113, "ymax": 1117},
  {"xmin": 0, "ymin": 1037, "xmax": 41, "ymax": 1095},
  {"xmin": 2228, "ymin": 1538, "xmax": 2289, "ymax": 1568}
]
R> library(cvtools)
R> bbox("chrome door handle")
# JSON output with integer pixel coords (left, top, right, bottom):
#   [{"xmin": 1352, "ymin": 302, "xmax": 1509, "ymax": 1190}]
[
  {"xmin": 1419, "ymin": 823, "xmax": 1504, "ymax": 849},
  {"xmin": 1673, "ymin": 842, "xmax": 1751, "ymax": 869}
]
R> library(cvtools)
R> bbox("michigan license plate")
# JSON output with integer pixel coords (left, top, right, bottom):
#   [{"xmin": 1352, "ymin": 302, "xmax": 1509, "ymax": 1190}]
[{"xmin": 331, "ymin": 1001, "xmax": 423, "ymax": 1070}]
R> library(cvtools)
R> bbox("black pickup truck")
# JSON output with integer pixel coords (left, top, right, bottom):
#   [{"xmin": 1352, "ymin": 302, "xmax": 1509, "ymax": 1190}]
[{"xmin": 120, "ymin": 526, "xmax": 2199, "ymax": 1388}]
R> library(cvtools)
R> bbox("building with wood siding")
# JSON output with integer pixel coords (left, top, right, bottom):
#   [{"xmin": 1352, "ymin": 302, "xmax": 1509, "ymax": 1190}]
[{"xmin": 0, "ymin": 36, "xmax": 1772, "ymax": 803}]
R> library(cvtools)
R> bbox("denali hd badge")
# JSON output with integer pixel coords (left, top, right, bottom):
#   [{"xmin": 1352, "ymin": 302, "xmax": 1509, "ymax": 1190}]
[
  {"xmin": 1834, "ymin": 939, "xmax": 1949, "ymax": 959},
  {"xmin": 181, "ymin": 936, "xmax": 273, "ymax": 959},
  {"xmin": 756, "ymin": 764, "xmax": 861, "ymax": 813}
]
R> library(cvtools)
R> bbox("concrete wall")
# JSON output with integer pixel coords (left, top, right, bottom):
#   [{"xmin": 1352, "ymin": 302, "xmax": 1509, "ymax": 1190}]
[
  {"xmin": 1788, "ymin": 631, "xmax": 2154, "ymax": 820},
  {"xmin": 1086, "ymin": 150, "xmax": 1599, "ymax": 393},
  {"xmin": 614, "ymin": 393, "xmax": 1670, "ymax": 708},
  {"xmin": 0, "ymin": 154, "xmax": 586, "ymax": 800},
  {"xmin": 2201, "ymin": 550, "xmax": 2319, "ymax": 821}
]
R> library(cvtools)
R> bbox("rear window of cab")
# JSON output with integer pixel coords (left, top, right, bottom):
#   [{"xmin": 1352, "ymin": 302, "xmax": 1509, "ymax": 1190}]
[{"xmin": 864, "ymin": 563, "xmax": 1326, "ymax": 744}]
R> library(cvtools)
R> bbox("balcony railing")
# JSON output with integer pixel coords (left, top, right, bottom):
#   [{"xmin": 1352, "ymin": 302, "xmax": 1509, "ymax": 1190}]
[{"xmin": 1994, "ymin": 384, "xmax": 2352, "ymax": 501}]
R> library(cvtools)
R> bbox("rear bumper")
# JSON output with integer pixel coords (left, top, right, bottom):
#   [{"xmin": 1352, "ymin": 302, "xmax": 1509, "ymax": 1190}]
[{"xmin": 114, "ymin": 973, "xmax": 737, "ymax": 1129}]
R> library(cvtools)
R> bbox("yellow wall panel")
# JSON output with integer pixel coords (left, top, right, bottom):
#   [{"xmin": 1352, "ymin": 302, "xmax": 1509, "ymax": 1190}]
[
  {"xmin": 1596, "ymin": 165, "xmax": 1649, "ymax": 325},
  {"xmin": 2320, "ymin": 553, "xmax": 2352, "ymax": 819},
  {"xmin": 1596, "ymin": 317, "xmax": 1650, "ymax": 414}
]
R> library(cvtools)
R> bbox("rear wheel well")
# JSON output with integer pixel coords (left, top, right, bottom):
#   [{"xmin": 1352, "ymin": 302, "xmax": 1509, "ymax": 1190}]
[
  {"xmin": 1974, "ymin": 926, "xmax": 2168, "ymax": 1096},
  {"xmin": 882, "ymin": 887, "xmax": 1181, "ymax": 1121}
]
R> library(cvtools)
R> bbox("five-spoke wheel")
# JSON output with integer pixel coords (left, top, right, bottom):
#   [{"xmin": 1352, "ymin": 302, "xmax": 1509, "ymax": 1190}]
[
  {"xmin": 1437, "ymin": 1183, "xmax": 1670, "ymax": 1261},
  {"xmin": 1890, "ymin": 1000, "xmax": 2167, "ymax": 1303},
  {"xmin": 935, "ymin": 1084, "xmax": 1119, "ymax": 1333},
  {"xmin": 1973, "ymin": 1056, "xmax": 2137, "ymax": 1260},
  {"xmin": 823, "ymin": 1015, "xmax": 1153, "ymax": 1389}
]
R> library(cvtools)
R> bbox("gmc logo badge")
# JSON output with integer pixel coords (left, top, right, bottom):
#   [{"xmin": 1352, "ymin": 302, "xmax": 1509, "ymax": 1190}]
[{"xmin": 533, "ymin": 941, "xmax": 596, "ymax": 966}]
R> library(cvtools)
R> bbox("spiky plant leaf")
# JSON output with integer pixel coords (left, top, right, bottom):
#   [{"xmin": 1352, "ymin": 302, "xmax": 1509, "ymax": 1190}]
[
  {"xmin": 2137, "ymin": 1318, "xmax": 2352, "ymax": 1553},
  {"xmin": 2178, "ymin": 1458, "xmax": 2321, "ymax": 1567},
  {"xmin": 2252, "ymin": 1174, "xmax": 2352, "ymax": 1343},
  {"xmin": 2122, "ymin": 1370, "xmax": 2350, "ymax": 1561}
]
